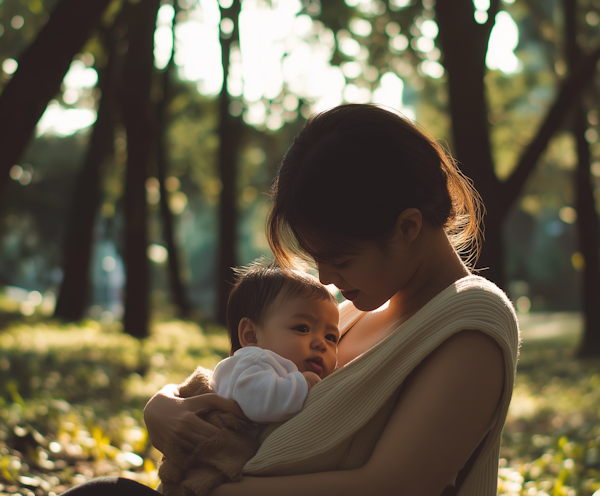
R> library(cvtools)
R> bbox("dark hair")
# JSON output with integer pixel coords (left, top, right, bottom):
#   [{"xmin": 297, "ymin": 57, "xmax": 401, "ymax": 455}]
[
  {"xmin": 226, "ymin": 259, "xmax": 337, "ymax": 355},
  {"xmin": 267, "ymin": 104, "xmax": 482, "ymax": 268}
]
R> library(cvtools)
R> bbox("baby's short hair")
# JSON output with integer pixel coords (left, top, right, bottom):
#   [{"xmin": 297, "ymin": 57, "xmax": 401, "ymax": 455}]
[{"xmin": 226, "ymin": 259, "xmax": 337, "ymax": 355}]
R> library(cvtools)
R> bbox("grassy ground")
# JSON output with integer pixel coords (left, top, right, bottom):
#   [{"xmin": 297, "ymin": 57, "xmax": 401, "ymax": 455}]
[
  {"xmin": 0, "ymin": 314, "xmax": 599, "ymax": 496},
  {"xmin": 499, "ymin": 314, "xmax": 600, "ymax": 496}
]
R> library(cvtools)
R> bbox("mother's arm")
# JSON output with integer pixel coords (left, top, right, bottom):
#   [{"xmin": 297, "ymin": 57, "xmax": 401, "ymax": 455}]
[
  {"xmin": 144, "ymin": 385, "xmax": 249, "ymax": 454},
  {"xmin": 209, "ymin": 330, "xmax": 505, "ymax": 496}
]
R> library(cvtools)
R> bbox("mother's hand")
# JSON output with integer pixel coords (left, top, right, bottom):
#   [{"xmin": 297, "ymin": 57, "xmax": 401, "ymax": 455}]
[{"xmin": 143, "ymin": 384, "xmax": 250, "ymax": 454}]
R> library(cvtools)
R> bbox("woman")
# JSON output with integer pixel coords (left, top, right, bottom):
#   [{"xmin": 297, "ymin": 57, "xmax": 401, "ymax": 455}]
[{"xmin": 65, "ymin": 104, "xmax": 519, "ymax": 496}]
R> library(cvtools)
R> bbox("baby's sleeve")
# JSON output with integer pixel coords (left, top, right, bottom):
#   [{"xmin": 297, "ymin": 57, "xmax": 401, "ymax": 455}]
[{"xmin": 229, "ymin": 352, "xmax": 309, "ymax": 423}]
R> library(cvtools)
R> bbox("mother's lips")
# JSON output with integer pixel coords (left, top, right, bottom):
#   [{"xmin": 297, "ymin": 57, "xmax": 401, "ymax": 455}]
[{"xmin": 340, "ymin": 289, "xmax": 359, "ymax": 301}]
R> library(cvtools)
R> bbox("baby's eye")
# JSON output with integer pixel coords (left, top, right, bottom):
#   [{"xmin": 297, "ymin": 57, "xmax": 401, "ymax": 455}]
[
  {"xmin": 293, "ymin": 325, "xmax": 310, "ymax": 333},
  {"xmin": 326, "ymin": 333, "xmax": 339, "ymax": 343}
]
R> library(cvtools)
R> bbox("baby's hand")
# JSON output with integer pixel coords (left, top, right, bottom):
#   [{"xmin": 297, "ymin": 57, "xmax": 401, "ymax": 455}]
[{"xmin": 302, "ymin": 371, "xmax": 321, "ymax": 390}]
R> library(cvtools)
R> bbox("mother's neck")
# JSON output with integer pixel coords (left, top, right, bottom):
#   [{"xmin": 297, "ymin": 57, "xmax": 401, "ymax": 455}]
[{"xmin": 388, "ymin": 225, "xmax": 470, "ymax": 320}]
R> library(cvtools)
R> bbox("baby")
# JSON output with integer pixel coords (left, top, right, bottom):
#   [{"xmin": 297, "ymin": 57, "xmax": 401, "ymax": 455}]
[
  {"xmin": 214, "ymin": 261, "xmax": 340, "ymax": 423},
  {"xmin": 157, "ymin": 261, "xmax": 340, "ymax": 496}
]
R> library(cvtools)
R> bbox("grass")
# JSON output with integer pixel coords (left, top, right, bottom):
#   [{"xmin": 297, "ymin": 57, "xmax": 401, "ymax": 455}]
[
  {"xmin": 0, "ymin": 314, "xmax": 599, "ymax": 495},
  {"xmin": 0, "ymin": 319, "xmax": 230, "ymax": 495},
  {"xmin": 499, "ymin": 315, "xmax": 600, "ymax": 496}
]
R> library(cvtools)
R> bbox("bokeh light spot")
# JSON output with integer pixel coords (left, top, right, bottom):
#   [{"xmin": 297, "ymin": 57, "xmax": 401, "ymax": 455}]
[
  {"xmin": 474, "ymin": 10, "xmax": 488, "ymax": 24},
  {"xmin": 169, "ymin": 192, "xmax": 188, "ymax": 214},
  {"xmin": 516, "ymin": 296, "xmax": 531, "ymax": 313},
  {"xmin": 28, "ymin": 291, "xmax": 42, "ymax": 306},
  {"xmin": 9, "ymin": 165, "xmax": 23, "ymax": 180},
  {"xmin": 2, "ymin": 58, "xmax": 18, "ymax": 75},
  {"xmin": 559, "ymin": 206, "xmax": 577, "ymax": 224},
  {"xmin": 102, "ymin": 256, "xmax": 117, "ymax": 272},
  {"xmin": 572, "ymin": 252, "xmax": 585, "ymax": 272},
  {"xmin": 148, "ymin": 244, "xmax": 168, "ymax": 263},
  {"xmin": 349, "ymin": 18, "xmax": 372, "ymax": 37},
  {"xmin": 11, "ymin": 15, "xmax": 24, "ymax": 29},
  {"xmin": 165, "ymin": 176, "xmax": 180, "ymax": 192}
]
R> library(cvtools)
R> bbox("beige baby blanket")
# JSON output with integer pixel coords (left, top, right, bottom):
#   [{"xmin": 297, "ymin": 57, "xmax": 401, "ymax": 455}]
[{"xmin": 243, "ymin": 275, "xmax": 520, "ymax": 496}]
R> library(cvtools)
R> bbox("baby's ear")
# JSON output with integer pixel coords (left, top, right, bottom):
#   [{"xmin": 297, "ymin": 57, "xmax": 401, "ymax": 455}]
[{"xmin": 238, "ymin": 318, "xmax": 259, "ymax": 347}]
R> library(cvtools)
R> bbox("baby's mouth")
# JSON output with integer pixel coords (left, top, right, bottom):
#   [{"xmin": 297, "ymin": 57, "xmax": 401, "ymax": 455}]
[{"xmin": 306, "ymin": 356, "xmax": 324, "ymax": 376}]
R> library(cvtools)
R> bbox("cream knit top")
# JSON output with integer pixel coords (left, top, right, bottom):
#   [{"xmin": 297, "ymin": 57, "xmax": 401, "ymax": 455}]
[{"xmin": 243, "ymin": 275, "xmax": 520, "ymax": 496}]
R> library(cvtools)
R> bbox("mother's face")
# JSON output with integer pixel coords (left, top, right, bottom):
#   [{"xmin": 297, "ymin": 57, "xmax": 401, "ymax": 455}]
[
  {"xmin": 312, "ymin": 210, "xmax": 424, "ymax": 311},
  {"xmin": 315, "ymin": 243, "xmax": 414, "ymax": 312}
]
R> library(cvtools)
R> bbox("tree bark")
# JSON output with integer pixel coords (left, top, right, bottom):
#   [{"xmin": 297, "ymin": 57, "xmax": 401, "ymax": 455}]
[
  {"xmin": 54, "ymin": 22, "xmax": 123, "ymax": 321},
  {"xmin": 0, "ymin": 0, "xmax": 112, "ymax": 194},
  {"xmin": 156, "ymin": 3, "xmax": 192, "ymax": 318},
  {"xmin": 120, "ymin": 0, "xmax": 161, "ymax": 338},
  {"xmin": 563, "ymin": 0, "xmax": 600, "ymax": 357},
  {"xmin": 216, "ymin": 0, "xmax": 244, "ymax": 326},
  {"xmin": 436, "ymin": 0, "xmax": 504, "ymax": 287}
]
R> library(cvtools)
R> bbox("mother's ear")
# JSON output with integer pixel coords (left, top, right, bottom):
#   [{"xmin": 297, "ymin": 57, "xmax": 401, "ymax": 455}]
[
  {"xmin": 238, "ymin": 317, "xmax": 259, "ymax": 347},
  {"xmin": 394, "ymin": 208, "xmax": 422, "ymax": 244}
]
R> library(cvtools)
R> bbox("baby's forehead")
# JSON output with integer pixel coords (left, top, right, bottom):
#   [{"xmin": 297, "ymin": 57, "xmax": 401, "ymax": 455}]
[
  {"xmin": 266, "ymin": 291, "xmax": 338, "ymax": 317},
  {"xmin": 280, "ymin": 291, "xmax": 338, "ymax": 309}
]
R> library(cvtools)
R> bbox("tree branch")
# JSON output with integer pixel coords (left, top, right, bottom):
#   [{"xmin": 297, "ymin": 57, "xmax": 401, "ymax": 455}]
[
  {"xmin": 500, "ymin": 44, "xmax": 600, "ymax": 216},
  {"xmin": 0, "ymin": 0, "xmax": 112, "ymax": 193}
]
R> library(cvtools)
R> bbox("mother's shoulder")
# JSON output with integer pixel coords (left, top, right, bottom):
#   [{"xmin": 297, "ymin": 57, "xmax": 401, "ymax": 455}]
[
  {"xmin": 427, "ymin": 274, "xmax": 518, "ymax": 325},
  {"xmin": 454, "ymin": 274, "xmax": 512, "ymax": 301}
]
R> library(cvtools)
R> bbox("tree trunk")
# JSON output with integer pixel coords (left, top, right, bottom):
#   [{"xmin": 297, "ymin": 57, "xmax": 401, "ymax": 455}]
[
  {"xmin": 564, "ymin": 0, "xmax": 600, "ymax": 357},
  {"xmin": 156, "ymin": 3, "xmax": 192, "ymax": 318},
  {"xmin": 437, "ymin": 0, "xmax": 600, "ymax": 291},
  {"xmin": 436, "ymin": 0, "xmax": 505, "ymax": 287},
  {"xmin": 0, "ymin": 0, "xmax": 112, "ymax": 194},
  {"xmin": 54, "ymin": 23, "xmax": 122, "ymax": 321},
  {"xmin": 120, "ymin": 0, "xmax": 161, "ymax": 338},
  {"xmin": 216, "ymin": 0, "xmax": 244, "ymax": 326},
  {"xmin": 573, "ymin": 100, "xmax": 600, "ymax": 356}
]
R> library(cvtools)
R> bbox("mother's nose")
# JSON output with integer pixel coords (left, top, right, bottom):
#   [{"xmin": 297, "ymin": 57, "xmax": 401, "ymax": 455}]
[{"xmin": 318, "ymin": 265, "xmax": 338, "ymax": 286}]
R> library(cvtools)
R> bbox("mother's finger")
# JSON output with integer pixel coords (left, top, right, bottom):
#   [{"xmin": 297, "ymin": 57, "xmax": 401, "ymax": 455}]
[{"xmin": 178, "ymin": 410, "xmax": 221, "ymax": 439}]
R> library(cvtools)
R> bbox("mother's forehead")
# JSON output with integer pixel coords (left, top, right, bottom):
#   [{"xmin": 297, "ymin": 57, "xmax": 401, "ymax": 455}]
[{"xmin": 293, "ymin": 229, "xmax": 362, "ymax": 262}]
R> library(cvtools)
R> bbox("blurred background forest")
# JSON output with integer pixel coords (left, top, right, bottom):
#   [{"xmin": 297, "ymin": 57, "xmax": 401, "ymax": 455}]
[
  {"xmin": 1, "ymin": 0, "xmax": 600, "ymax": 494},
  {"xmin": 0, "ymin": 0, "xmax": 599, "ymax": 335}
]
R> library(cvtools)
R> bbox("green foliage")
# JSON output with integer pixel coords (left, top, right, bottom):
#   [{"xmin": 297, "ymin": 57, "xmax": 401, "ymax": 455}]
[
  {"xmin": 500, "ymin": 333, "xmax": 600, "ymax": 496},
  {"xmin": 0, "ymin": 319, "xmax": 229, "ymax": 495}
]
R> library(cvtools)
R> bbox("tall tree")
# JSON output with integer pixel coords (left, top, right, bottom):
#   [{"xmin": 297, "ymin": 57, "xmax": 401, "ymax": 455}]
[
  {"xmin": 564, "ymin": 0, "xmax": 600, "ymax": 357},
  {"xmin": 0, "ymin": 0, "xmax": 112, "ymax": 194},
  {"xmin": 54, "ymin": 19, "xmax": 124, "ymax": 321},
  {"xmin": 156, "ymin": 2, "xmax": 192, "ymax": 318},
  {"xmin": 216, "ymin": 0, "xmax": 244, "ymax": 325},
  {"xmin": 436, "ymin": 0, "xmax": 600, "ymax": 289},
  {"xmin": 120, "ymin": 0, "xmax": 162, "ymax": 338}
]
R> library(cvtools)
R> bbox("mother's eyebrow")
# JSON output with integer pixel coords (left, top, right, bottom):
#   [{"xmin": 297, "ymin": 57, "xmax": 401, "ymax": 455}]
[{"xmin": 312, "ymin": 250, "xmax": 360, "ymax": 264}]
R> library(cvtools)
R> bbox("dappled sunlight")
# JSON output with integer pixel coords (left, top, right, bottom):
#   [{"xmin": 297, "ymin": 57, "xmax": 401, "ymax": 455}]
[
  {"xmin": 1, "ymin": 286, "xmax": 56, "ymax": 317},
  {"xmin": 1, "ymin": 317, "xmax": 599, "ymax": 494},
  {"xmin": 486, "ymin": 11, "xmax": 522, "ymax": 74},
  {"xmin": 501, "ymin": 328, "xmax": 600, "ymax": 496},
  {"xmin": 35, "ymin": 101, "xmax": 96, "ymax": 137},
  {"xmin": 31, "ymin": 0, "xmax": 525, "ymax": 134},
  {"xmin": 0, "ymin": 320, "xmax": 231, "ymax": 494},
  {"xmin": 372, "ymin": 299, "xmax": 390, "ymax": 312}
]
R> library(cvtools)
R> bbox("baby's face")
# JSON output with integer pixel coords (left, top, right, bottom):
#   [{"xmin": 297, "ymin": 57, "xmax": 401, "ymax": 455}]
[{"xmin": 254, "ymin": 295, "xmax": 340, "ymax": 378}]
